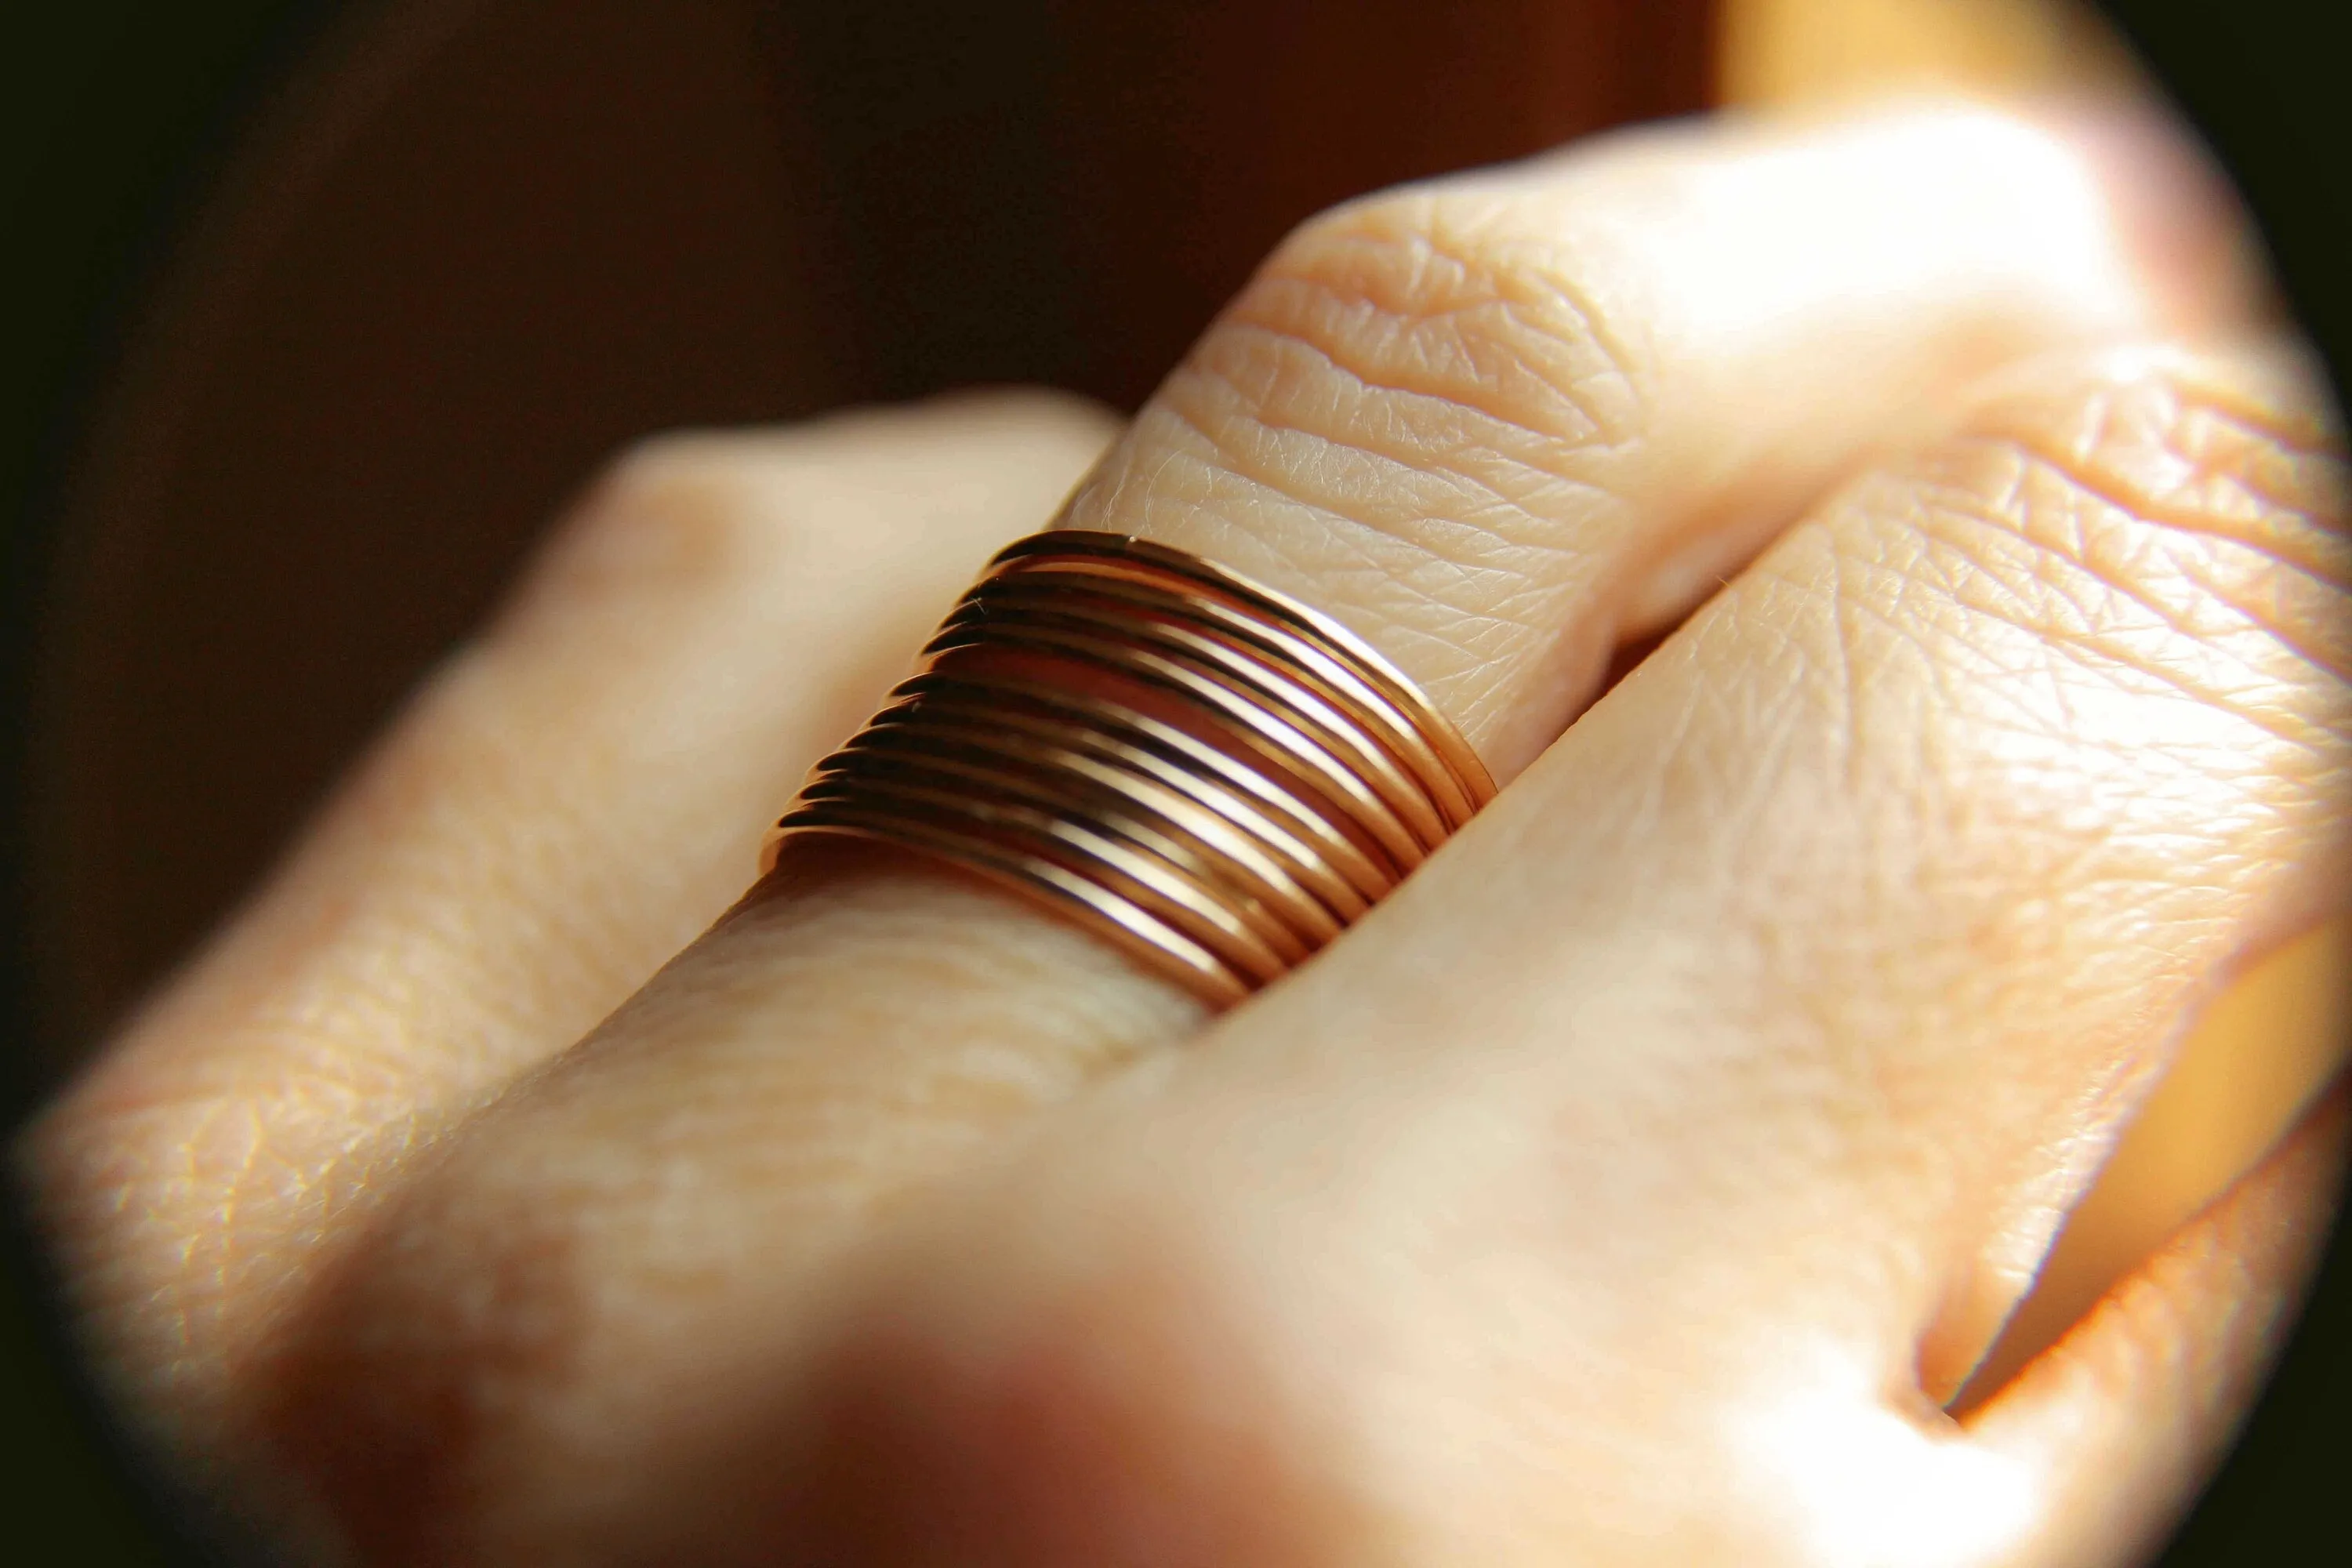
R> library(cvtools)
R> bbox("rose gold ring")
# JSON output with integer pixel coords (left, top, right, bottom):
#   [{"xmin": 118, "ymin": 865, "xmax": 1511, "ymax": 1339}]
[{"xmin": 762, "ymin": 530, "xmax": 1496, "ymax": 1008}]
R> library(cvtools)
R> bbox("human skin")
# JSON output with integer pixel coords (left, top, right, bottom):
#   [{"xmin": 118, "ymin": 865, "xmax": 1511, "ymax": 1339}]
[{"xmin": 19, "ymin": 99, "xmax": 2351, "ymax": 1566}]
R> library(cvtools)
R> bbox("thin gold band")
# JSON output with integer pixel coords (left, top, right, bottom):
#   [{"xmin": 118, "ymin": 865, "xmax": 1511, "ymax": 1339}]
[{"xmin": 763, "ymin": 530, "xmax": 1496, "ymax": 1007}]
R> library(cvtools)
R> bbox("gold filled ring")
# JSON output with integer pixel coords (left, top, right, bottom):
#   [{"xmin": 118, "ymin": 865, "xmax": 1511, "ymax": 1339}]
[{"xmin": 763, "ymin": 530, "xmax": 1497, "ymax": 1007}]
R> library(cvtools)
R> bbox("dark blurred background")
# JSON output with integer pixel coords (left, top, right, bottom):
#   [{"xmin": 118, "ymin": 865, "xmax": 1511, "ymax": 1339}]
[{"xmin": 5, "ymin": 0, "xmax": 2346, "ymax": 1563}]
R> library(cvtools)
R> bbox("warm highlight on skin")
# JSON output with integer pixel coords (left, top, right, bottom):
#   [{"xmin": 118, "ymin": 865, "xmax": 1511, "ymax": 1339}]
[{"xmin": 20, "ymin": 102, "xmax": 2348, "ymax": 1568}]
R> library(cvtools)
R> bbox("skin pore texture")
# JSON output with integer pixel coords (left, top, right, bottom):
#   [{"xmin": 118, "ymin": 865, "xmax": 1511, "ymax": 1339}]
[{"xmin": 20, "ymin": 100, "xmax": 2351, "ymax": 1566}]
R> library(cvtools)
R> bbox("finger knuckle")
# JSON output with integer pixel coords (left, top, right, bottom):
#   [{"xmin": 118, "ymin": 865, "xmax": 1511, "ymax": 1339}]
[
  {"xmin": 1829, "ymin": 344, "xmax": 2351, "ymax": 749},
  {"xmin": 1157, "ymin": 184, "xmax": 1649, "ymax": 541},
  {"xmin": 549, "ymin": 430, "xmax": 800, "ymax": 600}
]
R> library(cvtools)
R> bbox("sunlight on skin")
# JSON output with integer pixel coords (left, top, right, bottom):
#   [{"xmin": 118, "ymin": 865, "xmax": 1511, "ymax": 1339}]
[
  {"xmin": 1652, "ymin": 111, "xmax": 2140, "ymax": 358},
  {"xmin": 1731, "ymin": 1341, "xmax": 2041, "ymax": 1568}
]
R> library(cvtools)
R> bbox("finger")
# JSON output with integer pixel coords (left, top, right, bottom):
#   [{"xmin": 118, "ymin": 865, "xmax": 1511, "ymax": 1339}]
[
  {"xmin": 1965, "ymin": 1087, "xmax": 2347, "ymax": 1568},
  {"xmin": 1085, "ymin": 96, "xmax": 2248, "ymax": 775},
  {"xmin": 24, "ymin": 392, "xmax": 1120, "ymax": 1435},
  {"xmin": 253, "ymin": 103, "xmax": 2253, "ymax": 1559},
  {"xmin": 751, "ymin": 340, "xmax": 2349, "ymax": 1566}
]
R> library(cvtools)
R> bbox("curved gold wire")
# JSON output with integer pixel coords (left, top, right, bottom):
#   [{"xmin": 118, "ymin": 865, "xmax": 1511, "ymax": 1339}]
[
  {"xmin": 991, "ymin": 532, "xmax": 1497, "ymax": 810},
  {"xmin": 783, "ymin": 805, "xmax": 1252, "ymax": 1007},
  {"xmin": 842, "ymin": 714, "xmax": 1345, "ymax": 948},
  {"xmin": 922, "ymin": 619, "xmax": 1426, "ymax": 870},
  {"xmin": 938, "ymin": 585, "xmax": 1450, "ymax": 848},
  {"xmin": 960, "ymin": 572, "xmax": 1479, "ymax": 829},
  {"xmin": 821, "ymin": 729, "xmax": 1327, "ymax": 963},
  {"xmin": 765, "ymin": 529, "xmax": 1496, "ymax": 1008},
  {"xmin": 873, "ymin": 682, "xmax": 1373, "ymax": 922},
  {"xmin": 883, "ymin": 670, "xmax": 1392, "ymax": 909},
  {"xmin": 798, "ymin": 770, "xmax": 1294, "ymax": 984}
]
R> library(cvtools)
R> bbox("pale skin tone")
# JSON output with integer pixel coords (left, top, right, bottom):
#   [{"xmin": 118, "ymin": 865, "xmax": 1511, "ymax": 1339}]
[{"xmin": 18, "ymin": 99, "xmax": 2352, "ymax": 1566}]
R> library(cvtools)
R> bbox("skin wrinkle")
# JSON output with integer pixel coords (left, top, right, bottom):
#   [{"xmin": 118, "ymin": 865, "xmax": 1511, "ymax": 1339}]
[
  {"xmin": 1278, "ymin": 189, "xmax": 1651, "ymax": 452},
  {"xmin": 1184, "ymin": 320, "xmax": 1617, "ymax": 572},
  {"xmin": 1988, "ymin": 379, "xmax": 2347, "ymax": 571},
  {"xmin": 1929, "ymin": 482, "xmax": 2349, "ymax": 758},
  {"xmin": 1207, "ymin": 223, "xmax": 1639, "ymax": 527},
  {"xmin": 1897, "ymin": 504, "xmax": 2324, "ymax": 760},
  {"xmin": 2038, "ymin": 510, "xmax": 2352, "ymax": 697},
  {"xmin": 1195, "ymin": 338, "xmax": 1562, "ymax": 564},
  {"xmin": 1213, "ymin": 274, "xmax": 1629, "ymax": 473},
  {"xmin": 1159, "ymin": 352, "xmax": 1583, "ymax": 585},
  {"xmin": 1789, "ymin": 361, "xmax": 2351, "ymax": 787},
  {"xmin": 2011, "ymin": 468, "xmax": 2336, "ymax": 647},
  {"xmin": 2165, "ymin": 550, "xmax": 2352, "ymax": 690}
]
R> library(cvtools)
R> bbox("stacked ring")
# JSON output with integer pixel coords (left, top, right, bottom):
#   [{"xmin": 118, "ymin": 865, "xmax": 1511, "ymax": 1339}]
[{"xmin": 763, "ymin": 530, "xmax": 1497, "ymax": 1007}]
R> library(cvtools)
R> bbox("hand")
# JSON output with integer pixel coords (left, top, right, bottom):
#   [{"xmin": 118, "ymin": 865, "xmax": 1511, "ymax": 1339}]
[{"xmin": 23, "ymin": 99, "xmax": 2349, "ymax": 1567}]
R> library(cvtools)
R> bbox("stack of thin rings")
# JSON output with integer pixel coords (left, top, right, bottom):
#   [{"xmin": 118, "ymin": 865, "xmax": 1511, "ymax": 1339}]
[{"xmin": 764, "ymin": 530, "xmax": 1497, "ymax": 1008}]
